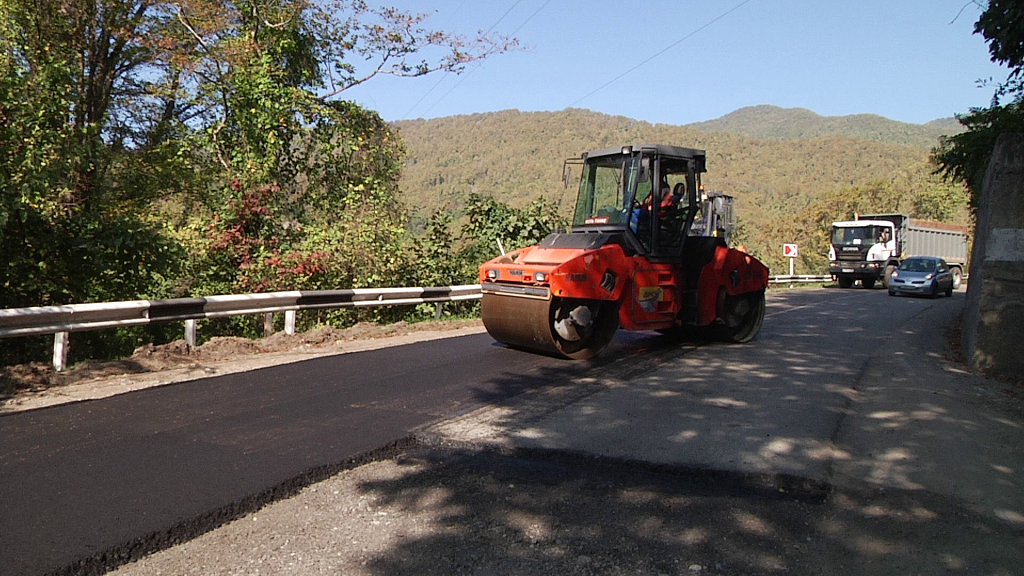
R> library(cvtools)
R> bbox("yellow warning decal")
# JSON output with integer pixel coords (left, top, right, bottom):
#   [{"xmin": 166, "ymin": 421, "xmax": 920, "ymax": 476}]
[
  {"xmin": 637, "ymin": 287, "xmax": 663, "ymax": 313},
  {"xmin": 638, "ymin": 287, "xmax": 663, "ymax": 301}
]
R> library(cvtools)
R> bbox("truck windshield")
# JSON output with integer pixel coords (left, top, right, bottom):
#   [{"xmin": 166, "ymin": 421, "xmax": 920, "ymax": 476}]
[
  {"xmin": 832, "ymin": 225, "xmax": 884, "ymax": 246},
  {"xmin": 573, "ymin": 154, "xmax": 644, "ymax": 227}
]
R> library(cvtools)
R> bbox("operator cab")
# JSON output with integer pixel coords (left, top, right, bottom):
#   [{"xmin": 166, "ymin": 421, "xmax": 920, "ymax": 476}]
[{"xmin": 571, "ymin": 144, "xmax": 704, "ymax": 261}]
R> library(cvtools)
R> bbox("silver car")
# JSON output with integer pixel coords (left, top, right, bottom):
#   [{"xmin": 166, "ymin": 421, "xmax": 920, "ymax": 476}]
[{"xmin": 888, "ymin": 256, "xmax": 955, "ymax": 298}]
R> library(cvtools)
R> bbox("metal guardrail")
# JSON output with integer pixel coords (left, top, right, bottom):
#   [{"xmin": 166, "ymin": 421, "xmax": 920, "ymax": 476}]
[
  {"xmin": 1, "ymin": 285, "xmax": 482, "ymax": 371},
  {"xmin": 768, "ymin": 274, "xmax": 832, "ymax": 284},
  {"xmin": 2, "ymin": 275, "xmax": 833, "ymax": 371}
]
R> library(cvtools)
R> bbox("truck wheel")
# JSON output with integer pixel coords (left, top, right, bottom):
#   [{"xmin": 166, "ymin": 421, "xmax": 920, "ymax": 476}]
[
  {"xmin": 838, "ymin": 275, "xmax": 854, "ymax": 289},
  {"xmin": 883, "ymin": 265, "xmax": 896, "ymax": 289},
  {"xmin": 951, "ymin": 267, "xmax": 963, "ymax": 290},
  {"xmin": 862, "ymin": 277, "xmax": 876, "ymax": 289}
]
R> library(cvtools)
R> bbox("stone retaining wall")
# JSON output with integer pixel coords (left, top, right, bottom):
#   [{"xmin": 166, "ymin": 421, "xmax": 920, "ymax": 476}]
[{"xmin": 962, "ymin": 133, "xmax": 1024, "ymax": 376}]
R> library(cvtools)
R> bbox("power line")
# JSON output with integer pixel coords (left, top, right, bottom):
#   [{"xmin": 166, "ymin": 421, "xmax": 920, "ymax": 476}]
[
  {"xmin": 568, "ymin": 0, "xmax": 755, "ymax": 108},
  {"xmin": 402, "ymin": 0, "xmax": 528, "ymax": 120},
  {"xmin": 417, "ymin": 0, "xmax": 552, "ymax": 119},
  {"xmin": 401, "ymin": 72, "xmax": 451, "ymax": 120}
]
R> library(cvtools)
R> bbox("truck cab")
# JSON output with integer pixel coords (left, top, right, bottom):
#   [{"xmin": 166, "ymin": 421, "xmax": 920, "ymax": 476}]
[
  {"xmin": 828, "ymin": 220, "xmax": 896, "ymax": 288},
  {"xmin": 829, "ymin": 213, "xmax": 968, "ymax": 290}
]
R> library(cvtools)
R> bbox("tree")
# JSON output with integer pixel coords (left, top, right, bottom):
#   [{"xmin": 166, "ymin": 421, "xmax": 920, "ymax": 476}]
[
  {"xmin": 934, "ymin": 0, "xmax": 1024, "ymax": 205},
  {"xmin": 1, "ymin": 0, "xmax": 517, "ymax": 362}
]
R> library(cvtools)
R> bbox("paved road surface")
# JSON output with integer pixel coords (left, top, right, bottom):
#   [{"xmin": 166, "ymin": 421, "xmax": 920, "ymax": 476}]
[
  {"xmin": 0, "ymin": 319, "xmax": 650, "ymax": 575},
  {"xmin": 3, "ymin": 287, "xmax": 1021, "ymax": 575}
]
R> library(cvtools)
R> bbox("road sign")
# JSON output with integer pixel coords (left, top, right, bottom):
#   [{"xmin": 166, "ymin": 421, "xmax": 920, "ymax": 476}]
[{"xmin": 783, "ymin": 244, "xmax": 798, "ymax": 258}]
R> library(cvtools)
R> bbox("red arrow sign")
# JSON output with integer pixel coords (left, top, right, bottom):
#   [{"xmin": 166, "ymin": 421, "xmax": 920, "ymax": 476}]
[{"xmin": 783, "ymin": 244, "xmax": 798, "ymax": 258}]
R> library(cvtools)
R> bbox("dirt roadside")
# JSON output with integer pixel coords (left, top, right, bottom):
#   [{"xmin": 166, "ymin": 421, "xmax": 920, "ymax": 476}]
[{"xmin": 1, "ymin": 319, "xmax": 485, "ymax": 415}]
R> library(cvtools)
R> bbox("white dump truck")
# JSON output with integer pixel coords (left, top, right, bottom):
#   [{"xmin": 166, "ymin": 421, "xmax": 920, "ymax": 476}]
[{"xmin": 828, "ymin": 213, "xmax": 968, "ymax": 289}]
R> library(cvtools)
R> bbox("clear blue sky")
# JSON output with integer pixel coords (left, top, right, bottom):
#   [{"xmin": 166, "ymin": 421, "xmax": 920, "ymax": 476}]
[{"xmin": 342, "ymin": 0, "xmax": 1008, "ymax": 126}]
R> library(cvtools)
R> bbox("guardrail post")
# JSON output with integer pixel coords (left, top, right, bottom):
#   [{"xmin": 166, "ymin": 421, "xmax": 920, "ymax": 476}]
[
  {"xmin": 53, "ymin": 332, "xmax": 69, "ymax": 372},
  {"xmin": 263, "ymin": 312, "xmax": 274, "ymax": 338},
  {"xmin": 285, "ymin": 310, "xmax": 296, "ymax": 335},
  {"xmin": 434, "ymin": 302, "xmax": 442, "ymax": 320},
  {"xmin": 184, "ymin": 319, "xmax": 196, "ymax": 348}
]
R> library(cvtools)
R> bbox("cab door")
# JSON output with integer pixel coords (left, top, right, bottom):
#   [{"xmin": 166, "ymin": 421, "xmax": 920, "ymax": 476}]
[
  {"xmin": 651, "ymin": 157, "xmax": 697, "ymax": 260},
  {"xmin": 625, "ymin": 156, "xmax": 696, "ymax": 328}
]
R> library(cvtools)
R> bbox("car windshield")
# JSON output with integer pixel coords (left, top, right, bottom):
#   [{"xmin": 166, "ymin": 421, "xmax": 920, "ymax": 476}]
[
  {"xmin": 573, "ymin": 154, "xmax": 645, "ymax": 227},
  {"xmin": 832, "ymin": 225, "xmax": 884, "ymax": 246},
  {"xmin": 900, "ymin": 259, "xmax": 936, "ymax": 272}
]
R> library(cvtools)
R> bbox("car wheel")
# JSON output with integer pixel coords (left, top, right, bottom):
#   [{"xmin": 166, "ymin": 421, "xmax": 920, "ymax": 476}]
[
  {"xmin": 946, "ymin": 284, "xmax": 953, "ymax": 297},
  {"xmin": 888, "ymin": 289, "xmax": 896, "ymax": 297},
  {"xmin": 930, "ymin": 281, "xmax": 939, "ymax": 298}
]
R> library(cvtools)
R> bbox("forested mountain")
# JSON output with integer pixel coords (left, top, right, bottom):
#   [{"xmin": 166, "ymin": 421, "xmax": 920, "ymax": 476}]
[
  {"xmin": 393, "ymin": 107, "xmax": 971, "ymax": 275},
  {"xmin": 686, "ymin": 105, "xmax": 961, "ymax": 147}
]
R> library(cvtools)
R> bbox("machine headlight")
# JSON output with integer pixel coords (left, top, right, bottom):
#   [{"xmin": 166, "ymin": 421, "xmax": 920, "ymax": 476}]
[
  {"xmin": 486, "ymin": 269, "xmax": 498, "ymax": 279},
  {"xmin": 534, "ymin": 272, "xmax": 547, "ymax": 282}
]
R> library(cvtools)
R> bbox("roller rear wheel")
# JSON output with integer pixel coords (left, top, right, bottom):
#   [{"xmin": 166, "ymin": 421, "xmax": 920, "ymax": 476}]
[{"xmin": 716, "ymin": 290, "xmax": 765, "ymax": 343}]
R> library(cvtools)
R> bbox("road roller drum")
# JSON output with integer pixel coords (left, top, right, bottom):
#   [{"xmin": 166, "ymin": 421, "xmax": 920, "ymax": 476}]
[{"xmin": 480, "ymin": 292, "xmax": 619, "ymax": 359}]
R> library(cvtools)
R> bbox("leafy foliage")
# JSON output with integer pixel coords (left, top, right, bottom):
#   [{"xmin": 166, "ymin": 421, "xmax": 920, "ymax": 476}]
[
  {"xmin": 933, "ymin": 0, "xmax": 1024, "ymax": 206},
  {"xmin": 411, "ymin": 194, "xmax": 566, "ymax": 286},
  {"xmin": 394, "ymin": 109, "xmax": 971, "ymax": 276},
  {"xmin": 0, "ymin": 0, "xmax": 514, "ymax": 365},
  {"xmin": 689, "ymin": 105, "xmax": 961, "ymax": 147}
]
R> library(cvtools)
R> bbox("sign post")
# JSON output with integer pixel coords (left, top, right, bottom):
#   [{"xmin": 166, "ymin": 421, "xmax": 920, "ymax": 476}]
[{"xmin": 783, "ymin": 244, "xmax": 798, "ymax": 276}]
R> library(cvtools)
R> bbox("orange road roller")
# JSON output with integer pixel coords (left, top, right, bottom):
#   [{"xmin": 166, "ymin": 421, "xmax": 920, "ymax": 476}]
[{"xmin": 479, "ymin": 144, "xmax": 769, "ymax": 359}]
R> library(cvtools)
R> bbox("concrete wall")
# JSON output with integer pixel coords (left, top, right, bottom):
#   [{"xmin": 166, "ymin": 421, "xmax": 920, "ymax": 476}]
[{"xmin": 962, "ymin": 133, "xmax": 1024, "ymax": 376}]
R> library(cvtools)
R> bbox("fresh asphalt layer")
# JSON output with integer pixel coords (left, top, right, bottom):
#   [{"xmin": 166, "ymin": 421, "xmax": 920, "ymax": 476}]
[
  {"xmin": 3, "ymin": 288, "xmax": 1023, "ymax": 575},
  {"xmin": 0, "ymin": 333, "xmax": 642, "ymax": 576}
]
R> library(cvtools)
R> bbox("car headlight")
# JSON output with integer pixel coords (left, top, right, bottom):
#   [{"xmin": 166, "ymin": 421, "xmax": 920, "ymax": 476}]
[{"xmin": 925, "ymin": 273, "xmax": 934, "ymax": 280}]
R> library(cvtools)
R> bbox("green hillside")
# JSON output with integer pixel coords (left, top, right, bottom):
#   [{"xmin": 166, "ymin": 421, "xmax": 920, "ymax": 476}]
[
  {"xmin": 393, "ymin": 108, "xmax": 970, "ymax": 274},
  {"xmin": 687, "ymin": 105, "xmax": 962, "ymax": 147}
]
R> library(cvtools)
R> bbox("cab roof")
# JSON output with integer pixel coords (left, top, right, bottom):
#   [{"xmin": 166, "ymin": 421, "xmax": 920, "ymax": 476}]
[
  {"xmin": 583, "ymin": 144, "xmax": 706, "ymax": 171},
  {"xmin": 832, "ymin": 220, "xmax": 894, "ymax": 228}
]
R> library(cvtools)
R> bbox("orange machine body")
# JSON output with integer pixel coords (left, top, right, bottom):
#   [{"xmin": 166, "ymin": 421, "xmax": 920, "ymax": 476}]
[{"xmin": 479, "ymin": 241, "xmax": 768, "ymax": 333}]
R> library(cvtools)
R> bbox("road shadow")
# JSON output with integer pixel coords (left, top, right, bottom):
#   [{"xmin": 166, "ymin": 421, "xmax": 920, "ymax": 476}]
[
  {"xmin": 365, "ymin": 289, "xmax": 1022, "ymax": 574},
  {"xmin": 346, "ymin": 446, "xmax": 1021, "ymax": 575},
  {"xmin": 448, "ymin": 288, "xmax": 889, "ymax": 483}
]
